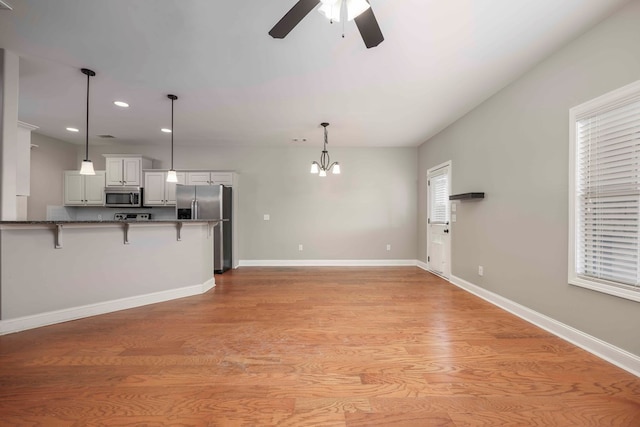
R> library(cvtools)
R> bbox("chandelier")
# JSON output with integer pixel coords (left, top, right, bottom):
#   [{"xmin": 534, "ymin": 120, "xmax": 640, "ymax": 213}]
[{"xmin": 310, "ymin": 122, "xmax": 341, "ymax": 177}]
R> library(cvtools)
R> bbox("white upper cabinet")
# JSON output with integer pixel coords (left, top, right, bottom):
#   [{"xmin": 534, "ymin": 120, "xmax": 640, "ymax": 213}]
[
  {"xmin": 143, "ymin": 171, "xmax": 186, "ymax": 206},
  {"xmin": 123, "ymin": 158, "xmax": 142, "ymax": 185},
  {"xmin": 64, "ymin": 171, "xmax": 106, "ymax": 206},
  {"xmin": 104, "ymin": 155, "xmax": 152, "ymax": 187},
  {"xmin": 185, "ymin": 171, "xmax": 211, "ymax": 186},
  {"xmin": 186, "ymin": 171, "xmax": 233, "ymax": 186}
]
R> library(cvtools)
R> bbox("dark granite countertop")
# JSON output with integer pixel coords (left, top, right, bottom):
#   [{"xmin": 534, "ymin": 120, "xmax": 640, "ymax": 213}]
[{"xmin": 0, "ymin": 219, "xmax": 225, "ymax": 225}]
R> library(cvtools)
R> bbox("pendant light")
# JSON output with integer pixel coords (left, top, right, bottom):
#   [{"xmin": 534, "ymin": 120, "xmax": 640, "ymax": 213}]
[
  {"xmin": 310, "ymin": 122, "xmax": 341, "ymax": 177},
  {"xmin": 79, "ymin": 68, "xmax": 96, "ymax": 175},
  {"xmin": 166, "ymin": 94, "xmax": 178, "ymax": 183}
]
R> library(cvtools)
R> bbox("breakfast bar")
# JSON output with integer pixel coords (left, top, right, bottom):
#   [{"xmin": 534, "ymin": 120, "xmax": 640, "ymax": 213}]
[{"xmin": 0, "ymin": 220, "xmax": 217, "ymax": 334}]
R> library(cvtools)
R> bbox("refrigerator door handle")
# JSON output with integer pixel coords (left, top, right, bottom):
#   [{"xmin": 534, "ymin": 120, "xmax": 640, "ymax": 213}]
[
  {"xmin": 194, "ymin": 199, "xmax": 199, "ymax": 219},
  {"xmin": 191, "ymin": 199, "xmax": 196, "ymax": 219}
]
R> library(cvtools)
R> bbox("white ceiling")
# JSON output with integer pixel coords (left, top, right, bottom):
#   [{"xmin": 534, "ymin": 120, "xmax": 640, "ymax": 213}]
[{"xmin": 0, "ymin": 0, "xmax": 631, "ymax": 148}]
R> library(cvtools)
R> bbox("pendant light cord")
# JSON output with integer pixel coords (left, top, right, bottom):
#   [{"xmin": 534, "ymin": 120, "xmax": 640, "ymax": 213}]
[
  {"xmin": 81, "ymin": 68, "xmax": 95, "ymax": 162},
  {"xmin": 85, "ymin": 71, "xmax": 90, "ymax": 161},
  {"xmin": 167, "ymin": 94, "xmax": 178, "ymax": 170},
  {"xmin": 321, "ymin": 122, "xmax": 330, "ymax": 168},
  {"xmin": 171, "ymin": 97, "xmax": 174, "ymax": 170}
]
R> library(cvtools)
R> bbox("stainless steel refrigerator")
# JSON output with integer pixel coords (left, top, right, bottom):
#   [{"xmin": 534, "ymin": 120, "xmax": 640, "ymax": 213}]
[{"xmin": 176, "ymin": 184, "xmax": 232, "ymax": 274}]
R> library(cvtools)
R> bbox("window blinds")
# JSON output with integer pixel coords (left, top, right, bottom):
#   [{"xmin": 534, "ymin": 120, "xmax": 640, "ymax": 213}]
[
  {"xmin": 430, "ymin": 169, "xmax": 449, "ymax": 225},
  {"xmin": 576, "ymin": 98, "xmax": 640, "ymax": 288}
]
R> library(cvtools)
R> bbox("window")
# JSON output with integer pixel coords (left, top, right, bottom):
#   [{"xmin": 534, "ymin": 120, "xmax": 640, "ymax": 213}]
[
  {"xmin": 569, "ymin": 80, "xmax": 640, "ymax": 302},
  {"xmin": 429, "ymin": 167, "xmax": 450, "ymax": 225}
]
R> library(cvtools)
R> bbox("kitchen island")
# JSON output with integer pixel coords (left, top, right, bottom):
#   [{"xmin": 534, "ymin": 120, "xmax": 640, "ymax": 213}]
[{"xmin": 0, "ymin": 220, "xmax": 218, "ymax": 334}]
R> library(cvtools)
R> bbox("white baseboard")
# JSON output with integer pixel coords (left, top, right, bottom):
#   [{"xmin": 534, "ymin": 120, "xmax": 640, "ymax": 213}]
[
  {"xmin": 238, "ymin": 259, "xmax": 418, "ymax": 267},
  {"xmin": 450, "ymin": 275, "xmax": 640, "ymax": 377},
  {"xmin": 416, "ymin": 260, "xmax": 429, "ymax": 271},
  {"xmin": 0, "ymin": 278, "xmax": 216, "ymax": 336}
]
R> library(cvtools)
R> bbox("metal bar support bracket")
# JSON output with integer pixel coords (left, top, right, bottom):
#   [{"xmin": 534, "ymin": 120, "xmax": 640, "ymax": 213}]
[
  {"xmin": 55, "ymin": 224, "xmax": 63, "ymax": 249},
  {"xmin": 124, "ymin": 223, "xmax": 130, "ymax": 245}
]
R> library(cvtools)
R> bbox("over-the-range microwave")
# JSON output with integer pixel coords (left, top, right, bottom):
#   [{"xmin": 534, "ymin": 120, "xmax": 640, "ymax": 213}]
[{"xmin": 104, "ymin": 187, "xmax": 143, "ymax": 207}]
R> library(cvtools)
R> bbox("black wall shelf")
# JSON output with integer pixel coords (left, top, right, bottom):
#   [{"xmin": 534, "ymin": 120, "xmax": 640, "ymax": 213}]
[{"xmin": 449, "ymin": 192, "xmax": 484, "ymax": 200}]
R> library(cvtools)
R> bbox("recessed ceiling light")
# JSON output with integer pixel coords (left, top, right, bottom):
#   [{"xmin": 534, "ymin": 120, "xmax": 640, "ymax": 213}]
[
  {"xmin": 66, "ymin": 127, "xmax": 79, "ymax": 132},
  {"xmin": 113, "ymin": 101, "xmax": 129, "ymax": 108},
  {"xmin": 161, "ymin": 128, "xmax": 172, "ymax": 133}
]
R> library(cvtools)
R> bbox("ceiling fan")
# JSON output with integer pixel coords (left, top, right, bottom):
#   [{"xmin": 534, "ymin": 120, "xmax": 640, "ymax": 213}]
[{"xmin": 269, "ymin": 0, "xmax": 384, "ymax": 49}]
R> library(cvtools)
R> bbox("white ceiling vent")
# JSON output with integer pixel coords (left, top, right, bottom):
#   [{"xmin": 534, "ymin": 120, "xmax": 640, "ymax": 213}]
[{"xmin": 0, "ymin": 1, "xmax": 13, "ymax": 11}]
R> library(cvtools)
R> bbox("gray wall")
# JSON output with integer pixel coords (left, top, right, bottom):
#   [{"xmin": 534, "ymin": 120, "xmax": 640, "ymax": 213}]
[
  {"xmin": 418, "ymin": 0, "xmax": 640, "ymax": 356},
  {"xmin": 28, "ymin": 133, "xmax": 78, "ymax": 220},
  {"xmin": 64, "ymin": 143, "xmax": 418, "ymax": 261}
]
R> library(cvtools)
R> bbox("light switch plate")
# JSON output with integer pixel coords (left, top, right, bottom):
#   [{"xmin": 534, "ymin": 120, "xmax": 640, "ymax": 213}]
[{"xmin": 263, "ymin": 214, "xmax": 270, "ymax": 221}]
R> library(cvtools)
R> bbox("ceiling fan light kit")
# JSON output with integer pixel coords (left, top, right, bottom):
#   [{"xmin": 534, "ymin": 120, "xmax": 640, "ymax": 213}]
[
  {"xmin": 318, "ymin": 0, "xmax": 370, "ymax": 22},
  {"xmin": 310, "ymin": 122, "xmax": 341, "ymax": 177},
  {"xmin": 269, "ymin": 0, "xmax": 384, "ymax": 49}
]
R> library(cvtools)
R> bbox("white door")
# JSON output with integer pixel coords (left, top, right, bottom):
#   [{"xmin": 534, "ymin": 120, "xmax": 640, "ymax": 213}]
[{"xmin": 427, "ymin": 163, "xmax": 451, "ymax": 279}]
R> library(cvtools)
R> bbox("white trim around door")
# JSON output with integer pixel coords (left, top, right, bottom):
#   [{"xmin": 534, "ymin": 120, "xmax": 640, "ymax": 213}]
[{"xmin": 426, "ymin": 161, "xmax": 452, "ymax": 280}]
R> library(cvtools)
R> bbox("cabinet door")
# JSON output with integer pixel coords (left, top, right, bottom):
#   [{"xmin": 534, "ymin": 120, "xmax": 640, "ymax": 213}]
[
  {"xmin": 165, "ymin": 172, "xmax": 186, "ymax": 205},
  {"xmin": 106, "ymin": 158, "xmax": 123, "ymax": 186},
  {"xmin": 210, "ymin": 172, "xmax": 233, "ymax": 186},
  {"xmin": 64, "ymin": 171, "xmax": 85, "ymax": 205},
  {"xmin": 143, "ymin": 172, "xmax": 167, "ymax": 206},
  {"xmin": 186, "ymin": 172, "xmax": 211, "ymax": 185},
  {"xmin": 123, "ymin": 158, "xmax": 141, "ymax": 186},
  {"xmin": 84, "ymin": 172, "xmax": 106, "ymax": 205}
]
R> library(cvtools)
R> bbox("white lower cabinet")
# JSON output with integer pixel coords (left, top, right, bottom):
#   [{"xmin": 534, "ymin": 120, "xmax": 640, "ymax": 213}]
[
  {"xmin": 64, "ymin": 171, "xmax": 106, "ymax": 206},
  {"xmin": 143, "ymin": 171, "xmax": 186, "ymax": 206}
]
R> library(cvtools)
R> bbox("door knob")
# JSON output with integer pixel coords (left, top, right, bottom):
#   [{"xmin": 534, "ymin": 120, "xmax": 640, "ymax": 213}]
[{"xmin": 444, "ymin": 229, "xmax": 449, "ymax": 233}]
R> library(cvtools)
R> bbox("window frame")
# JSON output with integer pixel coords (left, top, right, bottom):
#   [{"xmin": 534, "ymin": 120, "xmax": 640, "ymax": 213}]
[{"xmin": 568, "ymin": 80, "xmax": 640, "ymax": 303}]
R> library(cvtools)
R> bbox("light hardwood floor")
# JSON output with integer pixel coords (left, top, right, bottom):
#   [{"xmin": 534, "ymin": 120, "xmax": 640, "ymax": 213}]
[{"xmin": 0, "ymin": 267, "xmax": 638, "ymax": 426}]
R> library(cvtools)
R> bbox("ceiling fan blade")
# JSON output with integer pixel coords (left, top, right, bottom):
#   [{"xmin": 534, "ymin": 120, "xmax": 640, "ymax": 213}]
[
  {"xmin": 269, "ymin": 0, "xmax": 321, "ymax": 39},
  {"xmin": 354, "ymin": 5, "xmax": 384, "ymax": 48}
]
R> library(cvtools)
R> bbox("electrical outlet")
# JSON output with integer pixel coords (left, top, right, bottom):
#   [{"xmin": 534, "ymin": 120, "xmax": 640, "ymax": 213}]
[
  {"xmin": 451, "ymin": 214, "xmax": 457, "ymax": 222},
  {"xmin": 298, "ymin": 244, "xmax": 303, "ymax": 251},
  {"xmin": 263, "ymin": 214, "xmax": 270, "ymax": 221},
  {"xmin": 386, "ymin": 244, "xmax": 391, "ymax": 251},
  {"xmin": 478, "ymin": 266, "xmax": 484, "ymax": 276},
  {"xmin": 451, "ymin": 203, "xmax": 456, "ymax": 212}
]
